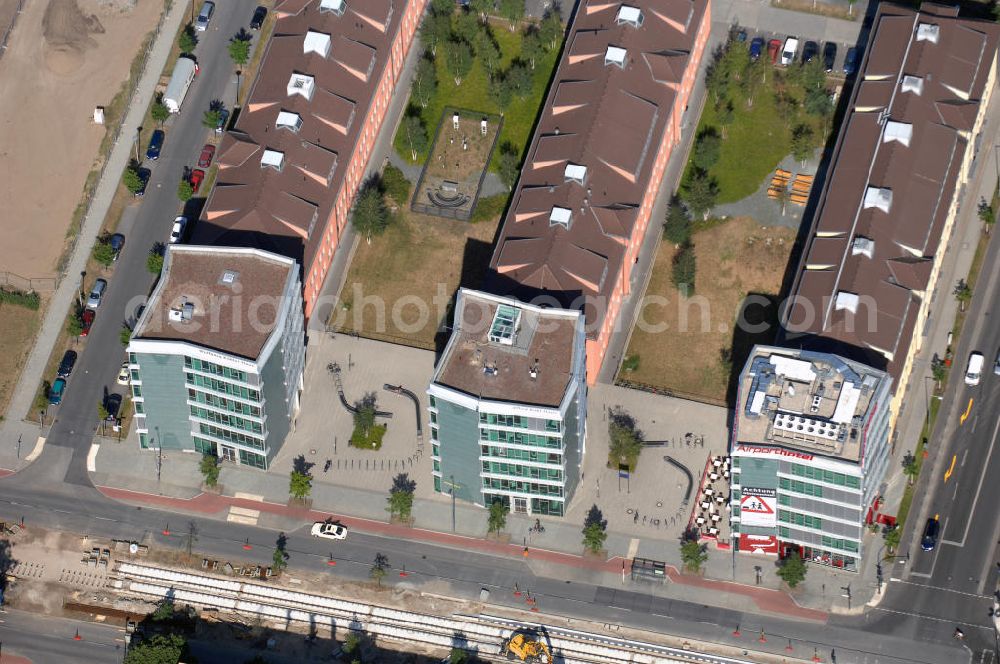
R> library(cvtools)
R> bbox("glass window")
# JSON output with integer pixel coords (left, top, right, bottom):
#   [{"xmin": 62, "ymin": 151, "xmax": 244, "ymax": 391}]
[
  {"xmin": 139, "ymin": 432, "xmax": 149, "ymax": 449},
  {"xmin": 431, "ymin": 427, "xmax": 438, "ymax": 441},
  {"xmin": 846, "ymin": 475, "xmax": 860, "ymax": 489},
  {"xmin": 238, "ymin": 449, "xmax": 266, "ymax": 469},
  {"xmin": 434, "ymin": 476, "xmax": 441, "ymax": 492},
  {"xmin": 134, "ymin": 402, "xmax": 144, "ymax": 414},
  {"xmin": 429, "ymin": 396, "xmax": 436, "ymax": 409},
  {"xmin": 132, "ymin": 385, "xmax": 142, "ymax": 398},
  {"xmin": 430, "ymin": 412, "xmax": 437, "ymax": 424},
  {"xmin": 129, "ymin": 352, "xmax": 137, "ymax": 364}
]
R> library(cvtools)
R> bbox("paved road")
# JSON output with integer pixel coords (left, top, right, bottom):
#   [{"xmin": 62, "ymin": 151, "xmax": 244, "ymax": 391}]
[
  {"xmin": 42, "ymin": 2, "xmax": 255, "ymax": 488},
  {"xmin": 0, "ymin": 608, "xmax": 126, "ymax": 664}
]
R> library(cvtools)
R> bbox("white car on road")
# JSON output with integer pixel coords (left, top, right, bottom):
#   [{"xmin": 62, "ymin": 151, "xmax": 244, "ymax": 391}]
[{"xmin": 311, "ymin": 522, "xmax": 348, "ymax": 540}]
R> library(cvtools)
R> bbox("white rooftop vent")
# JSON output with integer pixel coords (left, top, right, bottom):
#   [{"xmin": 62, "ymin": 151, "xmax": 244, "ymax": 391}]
[
  {"xmin": 851, "ymin": 236, "xmax": 874, "ymax": 259},
  {"xmin": 605, "ymin": 45, "xmax": 627, "ymax": 68},
  {"xmin": 261, "ymin": 149, "xmax": 285, "ymax": 171},
  {"xmin": 287, "ymin": 73, "xmax": 315, "ymax": 100},
  {"xmin": 564, "ymin": 163, "xmax": 587, "ymax": 184},
  {"xmin": 834, "ymin": 291, "xmax": 860, "ymax": 314},
  {"xmin": 863, "ymin": 186, "xmax": 892, "ymax": 213},
  {"xmin": 220, "ymin": 270, "xmax": 239, "ymax": 285},
  {"xmin": 549, "ymin": 206, "xmax": 572, "ymax": 228},
  {"xmin": 168, "ymin": 308, "xmax": 183, "ymax": 322},
  {"xmin": 276, "ymin": 111, "xmax": 303, "ymax": 132},
  {"xmin": 182, "ymin": 302, "xmax": 195, "ymax": 321},
  {"xmin": 319, "ymin": 0, "xmax": 346, "ymax": 14},
  {"xmin": 916, "ymin": 23, "xmax": 940, "ymax": 43},
  {"xmin": 616, "ymin": 5, "xmax": 644, "ymax": 27},
  {"xmin": 304, "ymin": 30, "xmax": 331, "ymax": 58},
  {"xmin": 883, "ymin": 121, "xmax": 913, "ymax": 147},
  {"xmin": 901, "ymin": 75, "xmax": 924, "ymax": 95}
]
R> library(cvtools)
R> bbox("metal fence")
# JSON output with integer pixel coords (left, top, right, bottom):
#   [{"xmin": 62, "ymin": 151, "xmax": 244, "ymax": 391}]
[
  {"xmin": 0, "ymin": 0, "xmax": 25, "ymax": 61},
  {"xmin": 0, "ymin": 271, "xmax": 56, "ymax": 293}
]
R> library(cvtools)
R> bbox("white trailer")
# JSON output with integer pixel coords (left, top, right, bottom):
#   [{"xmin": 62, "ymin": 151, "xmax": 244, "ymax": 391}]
[{"xmin": 163, "ymin": 57, "xmax": 198, "ymax": 113}]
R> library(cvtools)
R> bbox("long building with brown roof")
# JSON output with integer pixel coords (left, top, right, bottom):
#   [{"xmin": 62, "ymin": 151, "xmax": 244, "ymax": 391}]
[
  {"xmin": 195, "ymin": 0, "xmax": 427, "ymax": 319},
  {"xmin": 783, "ymin": 2, "xmax": 999, "ymax": 426},
  {"xmin": 486, "ymin": 0, "xmax": 711, "ymax": 383}
]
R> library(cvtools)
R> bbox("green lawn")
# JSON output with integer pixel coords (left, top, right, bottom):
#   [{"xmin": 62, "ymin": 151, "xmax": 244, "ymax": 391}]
[{"xmin": 394, "ymin": 19, "xmax": 561, "ymax": 171}]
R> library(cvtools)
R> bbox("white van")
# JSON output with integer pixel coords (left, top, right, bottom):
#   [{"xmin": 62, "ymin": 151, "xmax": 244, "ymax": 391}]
[
  {"xmin": 965, "ymin": 352, "xmax": 984, "ymax": 386},
  {"xmin": 782, "ymin": 37, "xmax": 799, "ymax": 66}
]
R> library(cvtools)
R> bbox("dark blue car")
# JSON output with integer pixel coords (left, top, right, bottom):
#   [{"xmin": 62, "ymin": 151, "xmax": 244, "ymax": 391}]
[
  {"xmin": 749, "ymin": 37, "xmax": 764, "ymax": 61},
  {"xmin": 145, "ymin": 129, "xmax": 165, "ymax": 160},
  {"xmin": 843, "ymin": 47, "xmax": 860, "ymax": 76}
]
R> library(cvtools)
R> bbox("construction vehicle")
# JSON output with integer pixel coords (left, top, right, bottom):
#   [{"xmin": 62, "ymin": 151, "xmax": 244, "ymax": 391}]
[{"xmin": 500, "ymin": 629, "xmax": 551, "ymax": 663}]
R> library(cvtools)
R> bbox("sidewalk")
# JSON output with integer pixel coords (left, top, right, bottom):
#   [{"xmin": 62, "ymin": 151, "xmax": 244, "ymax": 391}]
[{"xmin": 0, "ymin": 1, "xmax": 187, "ymax": 429}]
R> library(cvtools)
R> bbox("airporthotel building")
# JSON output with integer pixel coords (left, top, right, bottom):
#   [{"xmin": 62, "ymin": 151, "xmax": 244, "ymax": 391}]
[
  {"xmin": 487, "ymin": 0, "xmax": 711, "ymax": 383},
  {"xmin": 194, "ymin": 0, "xmax": 427, "ymax": 320}
]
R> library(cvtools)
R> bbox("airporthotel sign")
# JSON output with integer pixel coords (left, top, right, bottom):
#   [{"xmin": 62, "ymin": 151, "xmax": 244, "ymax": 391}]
[{"xmin": 735, "ymin": 445, "xmax": 814, "ymax": 461}]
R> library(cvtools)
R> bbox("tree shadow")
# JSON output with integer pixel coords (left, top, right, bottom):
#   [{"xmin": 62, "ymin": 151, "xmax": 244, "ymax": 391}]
[{"xmin": 292, "ymin": 455, "xmax": 314, "ymax": 476}]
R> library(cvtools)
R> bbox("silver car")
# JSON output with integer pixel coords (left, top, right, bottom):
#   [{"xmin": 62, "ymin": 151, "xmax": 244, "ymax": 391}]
[
  {"xmin": 86, "ymin": 278, "xmax": 107, "ymax": 310},
  {"xmin": 195, "ymin": 1, "xmax": 214, "ymax": 32}
]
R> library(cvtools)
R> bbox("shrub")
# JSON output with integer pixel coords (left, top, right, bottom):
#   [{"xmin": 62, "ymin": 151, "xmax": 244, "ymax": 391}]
[
  {"xmin": 692, "ymin": 130, "xmax": 722, "ymax": 171},
  {"xmin": 663, "ymin": 199, "xmax": 691, "ymax": 245},
  {"xmin": 381, "ymin": 164, "xmax": 412, "ymax": 206},
  {"xmin": 93, "ymin": 240, "xmax": 116, "ymax": 267},
  {"xmin": 671, "ymin": 244, "xmax": 697, "ymax": 295},
  {"xmin": 178, "ymin": 25, "xmax": 197, "ymax": 54},
  {"xmin": 497, "ymin": 142, "xmax": 520, "ymax": 189},
  {"xmin": 0, "ymin": 287, "xmax": 40, "ymax": 310},
  {"xmin": 680, "ymin": 538, "xmax": 708, "ymax": 572}
]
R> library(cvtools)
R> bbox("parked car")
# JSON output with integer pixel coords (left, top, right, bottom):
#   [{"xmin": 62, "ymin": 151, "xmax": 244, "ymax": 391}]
[
  {"xmin": 80, "ymin": 309, "xmax": 95, "ymax": 337},
  {"xmin": 311, "ymin": 522, "xmax": 348, "ymax": 540},
  {"xmin": 994, "ymin": 350, "xmax": 1000, "ymax": 376},
  {"xmin": 105, "ymin": 393, "xmax": 123, "ymax": 420},
  {"xmin": 49, "ymin": 378, "xmax": 66, "ymax": 405},
  {"xmin": 920, "ymin": 516, "xmax": 940, "ymax": 551},
  {"xmin": 781, "ymin": 37, "xmax": 799, "ymax": 66},
  {"xmin": 198, "ymin": 144, "xmax": 216, "ymax": 168},
  {"xmin": 768, "ymin": 39, "xmax": 782, "ymax": 65},
  {"xmin": 965, "ymin": 352, "xmax": 984, "ymax": 386},
  {"xmin": 170, "ymin": 216, "xmax": 187, "ymax": 244},
  {"xmin": 189, "ymin": 169, "xmax": 205, "ymax": 193},
  {"xmin": 214, "ymin": 108, "xmax": 230, "ymax": 134},
  {"xmin": 802, "ymin": 41, "xmax": 819, "ymax": 63},
  {"xmin": 823, "ymin": 42, "xmax": 837, "ymax": 73},
  {"xmin": 195, "ymin": 0, "xmax": 214, "ymax": 31},
  {"xmin": 145, "ymin": 130, "xmax": 165, "ymax": 160},
  {"xmin": 133, "ymin": 168, "xmax": 151, "ymax": 197},
  {"xmin": 250, "ymin": 5, "xmax": 267, "ymax": 30},
  {"xmin": 749, "ymin": 37, "xmax": 764, "ymax": 61},
  {"xmin": 117, "ymin": 361, "xmax": 130, "ymax": 386},
  {"xmin": 110, "ymin": 233, "xmax": 125, "ymax": 261},
  {"xmin": 843, "ymin": 47, "xmax": 859, "ymax": 75},
  {"xmin": 86, "ymin": 278, "xmax": 108, "ymax": 310},
  {"xmin": 58, "ymin": 350, "xmax": 78, "ymax": 378}
]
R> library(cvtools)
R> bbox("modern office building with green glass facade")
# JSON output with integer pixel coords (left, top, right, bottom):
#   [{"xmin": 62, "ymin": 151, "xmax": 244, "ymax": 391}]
[
  {"xmin": 428, "ymin": 289, "xmax": 587, "ymax": 517},
  {"xmin": 128, "ymin": 246, "xmax": 305, "ymax": 470},
  {"xmin": 729, "ymin": 346, "xmax": 892, "ymax": 571}
]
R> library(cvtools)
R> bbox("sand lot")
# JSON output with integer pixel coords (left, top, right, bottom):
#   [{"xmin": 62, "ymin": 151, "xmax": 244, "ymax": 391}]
[{"xmin": 0, "ymin": 0, "xmax": 162, "ymax": 280}]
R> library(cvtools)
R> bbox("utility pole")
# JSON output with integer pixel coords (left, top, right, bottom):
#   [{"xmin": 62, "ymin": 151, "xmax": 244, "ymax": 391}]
[
  {"xmin": 450, "ymin": 474, "xmax": 456, "ymax": 532},
  {"xmin": 16, "ymin": 434, "xmax": 21, "ymax": 459}
]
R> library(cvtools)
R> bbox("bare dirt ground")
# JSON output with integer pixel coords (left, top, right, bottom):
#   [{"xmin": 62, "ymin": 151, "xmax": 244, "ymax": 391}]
[{"xmin": 0, "ymin": 0, "xmax": 162, "ymax": 280}]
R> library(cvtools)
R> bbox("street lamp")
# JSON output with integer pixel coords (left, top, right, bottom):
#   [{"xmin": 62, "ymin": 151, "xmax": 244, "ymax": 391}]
[
  {"xmin": 235, "ymin": 70, "xmax": 242, "ymax": 107},
  {"xmin": 154, "ymin": 425, "xmax": 162, "ymax": 483}
]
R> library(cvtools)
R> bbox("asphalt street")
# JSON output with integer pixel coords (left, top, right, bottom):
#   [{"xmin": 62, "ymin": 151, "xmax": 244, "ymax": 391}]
[
  {"xmin": 42, "ymin": 1, "xmax": 254, "ymax": 488},
  {"xmin": 0, "ymin": 608, "xmax": 126, "ymax": 664}
]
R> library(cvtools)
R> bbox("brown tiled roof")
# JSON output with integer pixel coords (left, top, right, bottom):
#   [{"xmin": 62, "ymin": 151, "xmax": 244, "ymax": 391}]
[
  {"xmin": 135, "ymin": 247, "xmax": 296, "ymax": 360},
  {"xmin": 784, "ymin": 2, "xmax": 1000, "ymax": 376},
  {"xmin": 488, "ymin": 0, "xmax": 707, "ymax": 337},
  {"xmin": 195, "ymin": 0, "xmax": 404, "ymax": 270}
]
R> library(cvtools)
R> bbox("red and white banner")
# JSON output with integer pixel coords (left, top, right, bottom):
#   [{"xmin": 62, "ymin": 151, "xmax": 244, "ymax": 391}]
[{"xmin": 739, "ymin": 534, "xmax": 780, "ymax": 555}]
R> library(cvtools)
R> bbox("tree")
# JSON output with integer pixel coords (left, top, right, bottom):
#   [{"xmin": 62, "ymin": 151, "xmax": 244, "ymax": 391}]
[
  {"xmin": 487, "ymin": 498, "xmax": 509, "ymax": 536},
  {"xmin": 931, "ymin": 356, "xmax": 947, "ymax": 390},
  {"xmin": 978, "ymin": 199, "xmax": 996, "ymax": 235},
  {"xmin": 671, "ymin": 244, "xmax": 697, "ymax": 295},
  {"xmin": 499, "ymin": 0, "xmax": 524, "ymax": 30},
  {"xmin": 506, "ymin": 61, "xmax": 533, "ymax": 98},
  {"xmin": 123, "ymin": 166, "xmax": 145, "ymax": 195},
  {"xmin": 790, "ymin": 124, "xmax": 814, "ymax": 165},
  {"xmin": 381, "ymin": 164, "xmax": 411, "ymax": 206},
  {"xmin": 178, "ymin": 25, "xmax": 198, "ymax": 54},
  {"xmin": 151, "ymin": 599, "xmax": 175, "ymax": 622},
  {"xmin": 93, "ymin": 240, "xmax": 116, "ymax": 267},
  {"xmin": 715, "ymin": 99, "xmax": 734, "ymax": 138},
  {"xmin": 682, "ymin": 171, "xmax": 718, "ymax": 219},
  {"xmin": 582, "ymin": 505, "xmax": 608, "ymax": 554},
  {"xmin": 776, "ymin": 550, "xmax": 807, "ymax": 588},
  {"xmin": 151, "ymin": 95, "xmax": 170, "ymax": 125},
  {"xmin": 522, "ymin": 30, "xmax": 544, "ymax": 70},
  {"xmin": 413, "ymin": 56, "xmax": 438, "ymax": 107},
  {"xmin": 177, "ymin": 179, "xmax": 194, "ymax": 202},
  {"xmin": 497, "ymin": 142, "xmax": 520, "ymax": 189},
  {"xmin": 387, "ymin": 473, "xmax": 416, "ymax": 522},
  {"xmin": 273, "ymin": 532, "xmax": 289, "ymax": 572},
  {"xmin": 421, "ymin": 12, "xmax": 452, "ymax": 56},
  {"xmin": 474, "ymin": 30, "xmax": 501, "ymax": 76},
  {"xmin": 452, "ymin": 11, "xmax": 480, "ymax": 45},
  {"xmin": 120, "ymin": 326, "xmax": 132, "ymax": 346},
  {"xmin": 352, "ymin": 184, "xmax": 391, "ymax": 243},
  {"xmin": 805, "ymin": 87, "xmax": 833, "ymax": 117},
  {"xmin": 692, "ymin": 130, "xmax": 721, "ymax": 171},
  {"xmin": 953, "ymin": 278, "xmax": 972, "ymax": 312},
  {"xmin": 608, "ymin": 408, "xmax": 643, "ymax": 471},
  {"xmin": 200, "ymin": 452, "xmax": 220, "ymax": 487},
  {"xmin": 228, "ymin": 35, "xmax": 251, "ymax": 68},
  {"xmin": 147, "ymin": 249, "xmax": 164, "ymax": 275},
  {"xmin": 67, "ymin": 313, "xmax": 84, "ymax": 336},
  {"xmin": 98, "ymin": 402, "xmax": 110, "ymax": 435},
  {"xmin": 663, "ymin": 199, "xmax": 691, "ymax": 245},
  {"xmin": 444, "ymin": 39, "xmax": 473, "ymax": 85},
  {"xmin": 449, "ymin": 648, "xmax": 470, "ymax": 664},
  {"xmin": 469, "ymin": 0, "xmax": 492, "ymax": 22},
  {"xmin": 430, "ymin": 0, "xmax": 455, "ymax": 15},
  {"xmin": 538, "ymin": 11, "xmax": 563, "ymax": 50},
  {"xmin": 370, "ymin": 552, "xmax": 389, "ymax": 585},
  {"xmin": 488, "ymin": 72, "xmax": 513, "ymax": 110},
  {"xmin": 901, "ymin": 451, "xmax": 919, "ymax": 486},
  {"xmin": 680, "ymin": 538, "xmax": 708, "ymax": 572},
  {"xmin": 202, "ymin": 108, "xmax": 222, "ymax": 130},
  {"xmin": 125, "ymin": 633, "xmax": 186, "ymax": 664},
  {"xmin": 402, "ymin": 114, "xmax": 428, "ymax": 161},
  {"xmin": 289, "ymin": 470, "xmax": 312, "ymax": 501},
  {"xmin": 883, "ymin": 526, "xmax": 902, "ymax": 554}
]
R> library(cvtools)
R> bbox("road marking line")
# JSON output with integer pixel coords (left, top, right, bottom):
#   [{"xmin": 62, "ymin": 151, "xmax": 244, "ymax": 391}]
[
  {"xmin": 626, "ymin": 538, "xmax": 640, "ymax": 560},
  {"xmin": 86, "ymin": 444, "xmax": 100, "ymax": 473},
  {"xmin": 888, "ymin": 577, "xmax": 991, "ymax": 599},
  {"xmin": 952, "ymin": 416, "xmax": 1000, "ymax": 547},
  {"xmin": 233, "ymin": 492, "xmax": 265, "ymax": 502},
  {"xmin": 227, "ymin": 506, "xmax": 260, "ymax": 525},
  {"xmin": 24, "ymin": 437, "xmax": 46, "ymax": 462},
  {"xmin": 943, "ymin": 454, "xmax": 957, "ymax": 482},
  {"xmin": 960, "ymin": 398, "xmax": 974, "ymax": 425},
  {"xmin": 909, "ymin": 571, "xmax": 932, "ymax": 578}
]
